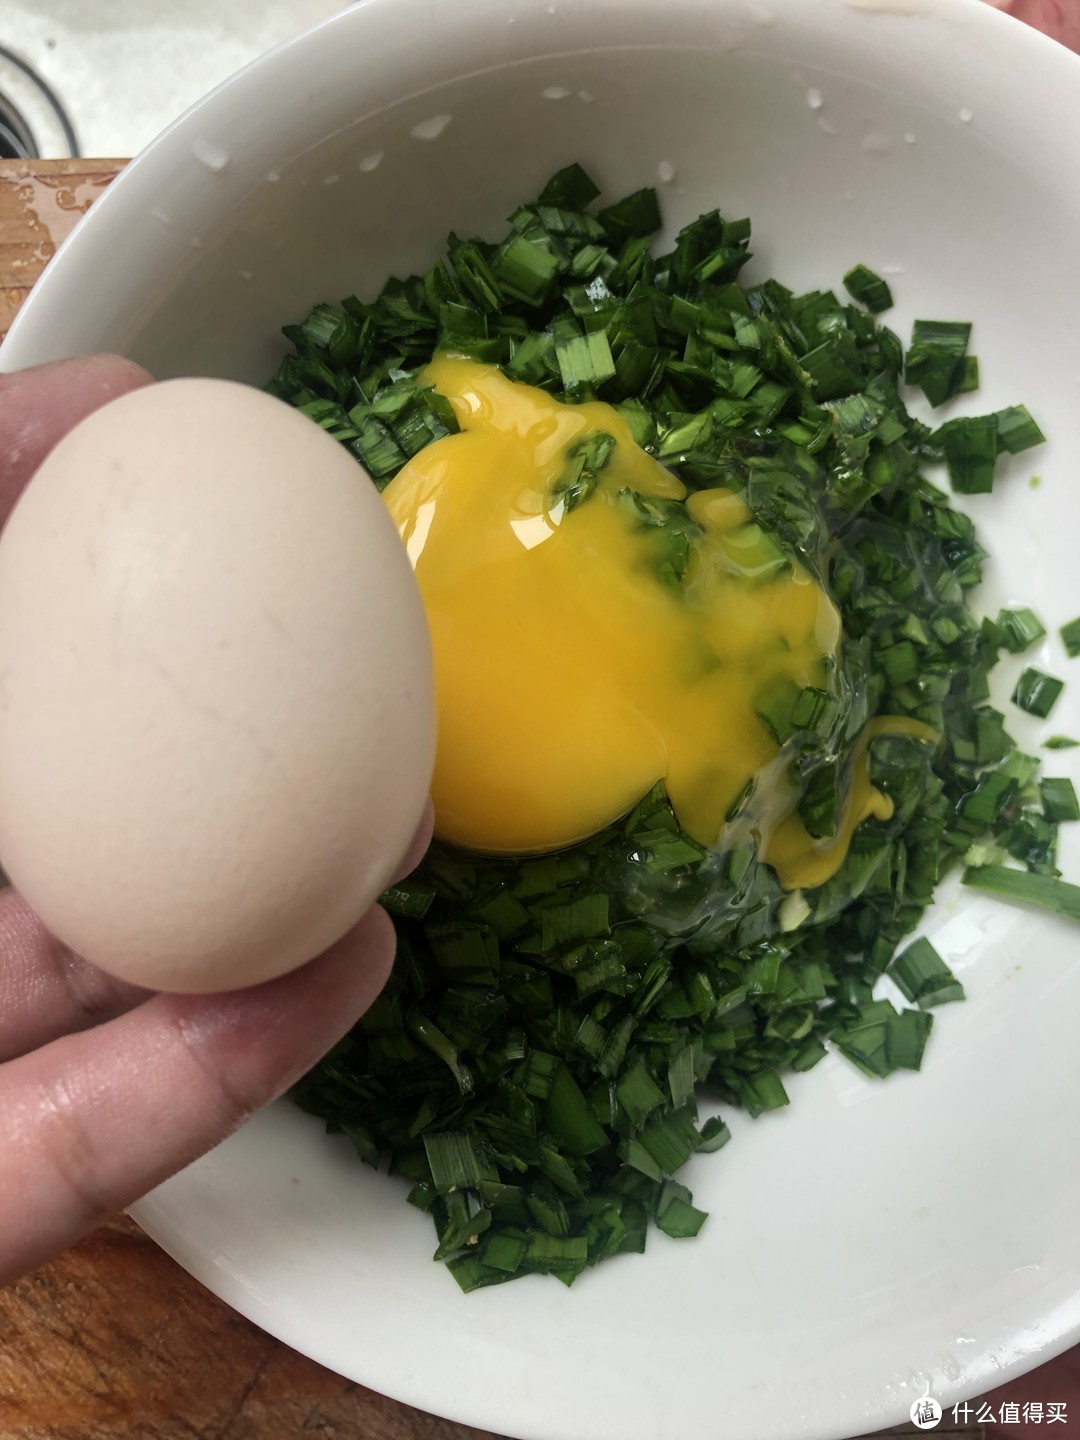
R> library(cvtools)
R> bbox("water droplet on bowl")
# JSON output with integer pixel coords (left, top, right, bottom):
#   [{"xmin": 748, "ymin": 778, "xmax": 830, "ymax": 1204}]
[
  {"xmin": 411, "ymin": 114, "xmax": 452, "ymax": 141},
  {"xmin": 903, "ymin": 132, "xmax": 917, "ymax": 144},
  {"xmin": 191, "ymin": 138, "xmax": 229, "ymax": 174},
  {"xmin": 266, "ymin": 169, "xmax": 281, "ymax": 183},
  {"xmin": 861, "ymin": 132, "xmax": 893, "ymax": 154},
  {"xmin": 657, "ymin": 160, "xmax": 676, "ymax": 183},
  {"xmin": 817, "ymin": 118, "xmax": 839, "ymax": 136},
  {"xmin": 578, "ymin": 89, "xmax": 595, "ymax": 104},
  {"xmin": 359, "ymin": 152, "xmax": 384, "ymax": 173},
  {"xmin": 806, "ymin": 88, "xmax": 823, "ymax": 110},
  {"xmin": 323, "ymin": 174, "xmax": 340, "ymax": 186},
  {"xmin": 543, "ymin": 86, "xmax": 572, "ymax": 100},
  {"xmin": 959, "ymin": 106, "xmax": 974, "ymax": 123}
]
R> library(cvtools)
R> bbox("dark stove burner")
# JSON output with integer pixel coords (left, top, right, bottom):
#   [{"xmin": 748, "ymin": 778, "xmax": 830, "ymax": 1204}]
[
  {"xmin": 0, "ymin": 90, "xmax": 36, "ymax": 159},
  {"xmin": 0, "ymin": 45, "xmax": 79, "ymax": 158}
]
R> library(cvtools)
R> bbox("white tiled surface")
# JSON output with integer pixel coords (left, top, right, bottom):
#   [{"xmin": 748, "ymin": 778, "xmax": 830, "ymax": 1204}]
[{"xmin": 4, "ymin": 1, "xmax": 346, "ymax": 157}]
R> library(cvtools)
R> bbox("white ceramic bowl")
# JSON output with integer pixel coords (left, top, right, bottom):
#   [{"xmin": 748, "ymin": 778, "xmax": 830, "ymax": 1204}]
[{"xmin": 4, "ymin": 3, "xmax": 1080, "ymax": 1438}]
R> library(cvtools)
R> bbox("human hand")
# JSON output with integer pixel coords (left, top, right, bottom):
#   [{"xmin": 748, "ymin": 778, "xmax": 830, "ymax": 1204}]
[{"xmin": 0, "ymin": 355, "xmax": 431, "ymax": 1285}]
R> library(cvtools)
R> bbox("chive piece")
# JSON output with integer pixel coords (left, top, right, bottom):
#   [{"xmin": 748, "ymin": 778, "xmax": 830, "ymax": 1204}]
[
  {"xmin": 938, "ymin": 416, "xmax": 998, "ymax": 494},
  {"xmin": 697, "ymin": 1115, "xmax": 731, "ymax": 1152},
  {"xmin": 655, "ymin": 1190, "xmax": 708, "ymax": 1239},
  {"xmin": 408, "ymin": 1013, "xmax": 474, "ymax": 1095},
  {"xmin": 959, "ymin": 771, "xmax": 1018, "ymax": 827},
  {"xmin": 491, "ymin": 234, "xmax": 561, "ymax": 306},
  {"xmin": 446, "ymin": 1255, "xmax": 506, "ymax": 1293},
  {"xmin": 616, "ymin": 1060, "xmax": 667, "ymax": 1127},
  {"xmin": 800, "ymin": 338, "xmax": 864, "ymax": 402},
  {"xmin": 1060, "ymin": 617, "xmax": 1080, "ymax": 659},
  {"xmin": 1041, "ymin": 778, "xmax": 1080, "ymax": 823},
  {"xmin": 537, "ymin": 162, "xmax": 601, "ymax": 210},
  {"xmin": 546, "ymin": 1065, "xmax": 609, "ymax": 1155},
  {"xmin": 905, "ymin": 320, "xmax": 971, "ymax": 407},
  {"xmin": 995, "ymin": 608, "xmax": 1046, "ymax": 655},
  {"xmin": 957, "ymin": 355, "xmax": 980, "ymax": 394},
  {"xmin": 424, "ymin": 1132, "xmax": 494, "ymax": 1193},
  {"xmin": 1045, "ymin": 736, "xmax": 1079, "ymax": 750},
  {"xmin": 962, "ymin": 865, "xmax": 1080, "ymax": 921},
  {"xmin": 791, "ymin": 1038, "xmax": 828, "ymax": 1072},
  {"xmin": 886, "ymin": 1008, "xmax": 934, "ymax": 1071},
  {"xmin": 637, "ymin": 1105, "xmax": 703, "ymax": 1170},
  {"xmin": 1012, "ymin": 667, "xmax": 1065, "ymax": 719},
  {"xmin": 843, "ymin": 264, "xmax": 893, "ymax": 314},
  {"xmin": 888, "ymin": 937, "xmax": 965, "ymax": 1008},
  {"xmin": 553, "ymin": 430, "xmax": 615, "ymax": 512},
  {"xmin": 379, "ymin": 878, "xmax": 437, "ymax": 919},
  {"xmin": 993, "ymin": 405, "xmax": 1045, "ymax": 455},
  {"xmin": 737, "ymin": 1069, "xmax": 789, "ymax": 1116},
  {"xmin": 833, "ymin": 1003, "xmax": 895, "ymax": 1079},
  {"xmin": 598, "ymin": 188, "xmax": 662, "ymax": 241},
  {"xmin": 481, "ymin": 1232, "xmax": 529, "ymax": 1273},
  {"xmin": 790, "ymin": 686, "xmax": 840, "ymax": 737},
  {"xmin": 540, "ymin": 893, "xmax": 610, "ymax": 951},
  {"xmin": 555, "ymin": 330, "xmax": 616, "ymax": 392}
]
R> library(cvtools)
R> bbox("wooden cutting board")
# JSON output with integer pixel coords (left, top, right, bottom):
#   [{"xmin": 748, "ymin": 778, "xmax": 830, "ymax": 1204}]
[{"xmin": 0, "ymin": 157, "xmax": 971, "ymax": 1440}]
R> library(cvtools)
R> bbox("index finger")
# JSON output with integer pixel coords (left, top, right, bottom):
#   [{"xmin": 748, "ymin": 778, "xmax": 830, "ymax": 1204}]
[{"xmin": 0, "ymin": 354, "xmax": 153, "ymax": 522}]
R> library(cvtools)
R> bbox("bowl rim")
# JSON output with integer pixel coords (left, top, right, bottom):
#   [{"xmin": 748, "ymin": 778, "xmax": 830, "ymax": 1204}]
[{"xmin": 2, "ymin": 0, "xmax": 1080, "ymax": 375}]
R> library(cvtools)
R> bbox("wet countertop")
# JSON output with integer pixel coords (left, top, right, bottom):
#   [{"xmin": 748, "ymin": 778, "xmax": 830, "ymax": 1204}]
[{"xmin": 0, "ymin": 157, "xmax": 974, "ymax": 1440}]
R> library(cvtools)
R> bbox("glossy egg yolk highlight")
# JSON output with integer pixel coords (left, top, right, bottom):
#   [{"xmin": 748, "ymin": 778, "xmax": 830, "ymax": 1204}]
[{"xmin": 383, "ymin": 356, "xmax": 920, "ymax": 888}]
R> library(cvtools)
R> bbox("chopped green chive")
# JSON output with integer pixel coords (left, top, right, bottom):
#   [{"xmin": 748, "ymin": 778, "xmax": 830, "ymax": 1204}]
[
  {"xmin": 888, "ymin": 937, "xmax": 965, "ymax": 1008},
  {"xmin": 424, "ymin": 1132, "xmax": 496, "ymax": 1193},
  {"xmin": 938, "ymin": 415, "xmax": 998, "ymax": 494},
  {"xmin": 598, "ymin": 187, "xmax": 662, "ymax": 241},
  {"xmin": 277, "ymin": 162, "xmax": 1075, "ymax": 1292},
  {"xmin": 843, "ymin": 264, "xmax": 893, "ymax": 314},
  {"xmin": 491, "ymin": 234, "xmax": 561, "ymax": 306},
  {"xmin": 962, "ymin": 865, "xmax": 1080, "ymax": 921},
  {"xmin": 1060, "ymin": 617, "xmax": 1080, "ymax": 659},
  {"xmin": 993, "ymin": 405, "xmax": 1045, "ymax": 455},
  {"xmin": 905, "ymin": 319, "xmax": 971, "ymax": 407},
  {"xmin": 537, "ymin": 162, "xmax": 602, "ymax": 210},
  {"xmin": 655, "ymin": 1182, "xmax": 708, "ymax": 1238},
  {"xmin": 995, "ymin": 608, "xmax": 1046, "ymax": 655},
  {"xmin": 553, "ymin": 430, "xmax": 616, "ymax": 511},
  {"xmin": 1013, "ymin": 667, "xmax": 1065, "ymax": 719},
  {"xmin": 1040, "ymin": 778, "xmax": 1080, "ymax": 824},
  {"xmin": 957, "ymin": 355, "xmax": 981, "ymax": 394},
  {"xmin": 555, "ymin": 330, "xmax": 616, "ymax": 393},
  {"xmin": 886, "ymin": 1008, "xmax": 934, "ymax": 1071}
]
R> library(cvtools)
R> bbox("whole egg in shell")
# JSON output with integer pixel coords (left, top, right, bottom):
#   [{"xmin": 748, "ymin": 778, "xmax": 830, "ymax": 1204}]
[{"xmin": 0, "ymin": 377, "xmax": 435, "ymax": 993}]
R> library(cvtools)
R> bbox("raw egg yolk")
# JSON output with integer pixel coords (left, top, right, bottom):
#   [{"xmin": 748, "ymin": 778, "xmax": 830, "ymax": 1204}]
[{"xmin": 382, "ymin": 356, "xmax": 929, "ymax": 888}]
